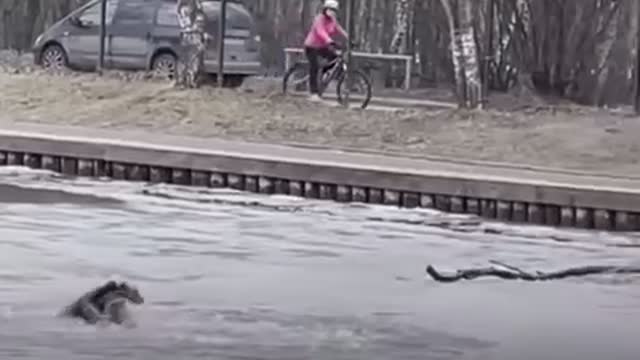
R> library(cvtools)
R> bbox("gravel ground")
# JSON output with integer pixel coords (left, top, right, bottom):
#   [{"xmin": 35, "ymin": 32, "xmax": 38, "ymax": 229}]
[{"xmin": 1, "ymin": 49, "xmax": 639, "ymax": 178}]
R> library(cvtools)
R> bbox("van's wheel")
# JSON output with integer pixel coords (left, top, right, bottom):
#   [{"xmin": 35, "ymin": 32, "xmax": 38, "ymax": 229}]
[
  {"xmin": 40, "ymin": 44, "xmax": 68, "ymax": 71},
  {"xmin": 151, "ymin": 52, "xmax": 177, "ymax": 81},
  {"xmin": 223, "ymin": 75, "xmax": 246, "ymax": 88}
]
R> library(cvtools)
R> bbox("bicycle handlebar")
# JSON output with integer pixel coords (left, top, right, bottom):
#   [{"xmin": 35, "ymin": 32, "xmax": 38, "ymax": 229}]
[{"xmin": 331, "ymin": 40, "xmax": 358, "ymax": 51}]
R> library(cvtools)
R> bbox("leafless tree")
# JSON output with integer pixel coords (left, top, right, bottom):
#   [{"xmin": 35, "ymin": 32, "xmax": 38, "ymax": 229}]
[{"xmin": 2, "ymin": 0, "xmax": 638, "ymax": 108}]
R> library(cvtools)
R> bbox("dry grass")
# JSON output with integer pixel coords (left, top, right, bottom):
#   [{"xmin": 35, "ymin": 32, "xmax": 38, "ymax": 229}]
[{"xmin": 1, "ymin": 62, "xmax": 639, "ymax": 177}]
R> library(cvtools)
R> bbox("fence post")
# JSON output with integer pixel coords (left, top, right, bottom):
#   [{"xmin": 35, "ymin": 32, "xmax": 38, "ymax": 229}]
[
  {"xmin": 284, "ymin": 49, "xmax": 293, "ymax": 72},
  {"xmin": 97, "ymin": 0, "xmax": 107, "ymax": 75},
  {"xmin": 3, "ymin": 10, "xmax": 11, "ymax": 49},
  {"xmin": 217, "ymin": 0, "xmax": 227, "ymax": 87},
  {"xmin": 635, "ymin": 0, "xmax": 640, "ymax": 114},
  {"xmin": 343, "ymin": 0, "xmax": 355, "ymax": 108},
  {"xmin": 404, "ymin": 58, "xmax": 411, "ymax": 91},
  {"xmin": 482, "ymin": 0, "xmax": 494, "ymax": 108}
]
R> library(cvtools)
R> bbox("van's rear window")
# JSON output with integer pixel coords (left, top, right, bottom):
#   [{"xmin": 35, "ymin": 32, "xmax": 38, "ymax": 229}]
[
  {"xmin": 156, "ymin": 2, "xmax": 179, "ymax": 26},
  {"xmin": 156, "ymin": 1, "xmax": 253, "ymax": 31}
]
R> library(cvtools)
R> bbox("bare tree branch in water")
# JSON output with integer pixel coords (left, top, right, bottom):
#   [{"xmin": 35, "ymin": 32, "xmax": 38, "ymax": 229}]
[{"xmin": 425, "ymin": 260, "xmax": 640, "ymax": 283}]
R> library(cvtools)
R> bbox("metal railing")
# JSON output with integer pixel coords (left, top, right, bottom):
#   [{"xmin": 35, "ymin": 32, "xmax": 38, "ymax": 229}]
[{"xmin": 283, "ymin": 47, "xmax": 413, "ymax": 91}]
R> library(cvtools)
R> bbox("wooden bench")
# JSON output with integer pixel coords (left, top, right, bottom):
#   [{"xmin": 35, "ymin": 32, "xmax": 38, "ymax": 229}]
[{"xmin": 283, "ymin": 47, "xmax": 413, "ymax": 91}]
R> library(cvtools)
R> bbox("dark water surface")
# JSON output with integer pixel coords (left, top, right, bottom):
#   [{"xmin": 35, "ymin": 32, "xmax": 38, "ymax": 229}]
[{"xmin": 1, "ymin": 167, "xmax": 640, "ymax": 360}]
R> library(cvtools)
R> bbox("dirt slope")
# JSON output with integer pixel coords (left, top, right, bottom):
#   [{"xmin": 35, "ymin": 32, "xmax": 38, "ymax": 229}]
[{"xmin": 1, "ymin": 53, "xmax": 639, "ymax": 178}]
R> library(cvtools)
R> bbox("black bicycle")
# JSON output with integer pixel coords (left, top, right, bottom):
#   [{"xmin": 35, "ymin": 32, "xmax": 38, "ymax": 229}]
[{"xmin": 282, "ymin": 44, "xmax": 373, "ymax": 109}]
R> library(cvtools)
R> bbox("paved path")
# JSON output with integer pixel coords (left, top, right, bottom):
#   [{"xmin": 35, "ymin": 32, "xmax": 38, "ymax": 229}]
[{"xmin": 290, "ymin": 91, "xmax": 458, "ymax": 111}]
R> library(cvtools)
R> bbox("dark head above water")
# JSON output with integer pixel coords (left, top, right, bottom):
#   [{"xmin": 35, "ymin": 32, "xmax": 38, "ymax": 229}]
[
  {"xmin": 95, "ymin": 281, "xmax": 145, "ymax": 307},
  {"xmin": 62, "ymin": 280, "xmax": 144, "ymax": 325}
]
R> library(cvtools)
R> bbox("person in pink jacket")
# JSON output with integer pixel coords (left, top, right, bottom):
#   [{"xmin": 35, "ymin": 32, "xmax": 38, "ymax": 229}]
[{"xmin": 303, "ymin": 0, "xmax": 348, "ymax": 101}]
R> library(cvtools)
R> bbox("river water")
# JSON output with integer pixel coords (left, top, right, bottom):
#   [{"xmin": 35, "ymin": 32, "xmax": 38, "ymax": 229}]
[{"xmin": 1, "ymin": 167, "xmax": 640, "ymax": 360}]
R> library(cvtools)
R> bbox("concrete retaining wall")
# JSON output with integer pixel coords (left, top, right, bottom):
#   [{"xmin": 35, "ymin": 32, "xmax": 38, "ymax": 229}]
[{"xmin": 0, "ymin": 123, "xmax": 639, "ymax": 232}]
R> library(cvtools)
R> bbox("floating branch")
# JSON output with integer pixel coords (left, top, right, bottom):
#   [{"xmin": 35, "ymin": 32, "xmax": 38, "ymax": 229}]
[{"xmin": 425, "ymin": 260, "xmax": 640, "ymax": 283}]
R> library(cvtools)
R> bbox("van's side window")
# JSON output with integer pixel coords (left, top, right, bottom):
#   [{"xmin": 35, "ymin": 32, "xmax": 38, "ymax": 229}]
[
  {"xmin": 78, "ymin": 0, "xmax": 119, "ymax": 26},
  {"xmin": 112, "ymin": 0, "xmax": 156, "ymax": 25},
  {"xmin": 156, "ymin": 2, "xmax": 179, "ymax": 27}
]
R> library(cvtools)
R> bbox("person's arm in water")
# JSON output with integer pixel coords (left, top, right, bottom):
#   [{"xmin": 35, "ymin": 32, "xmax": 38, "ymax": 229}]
[
  {"xmin": 77, "ymin": 299, "xmax": 109, "ymax": 324},
  {"xmin": 76, "ymin": 281, "xmax": 118, "ymax": 323}
]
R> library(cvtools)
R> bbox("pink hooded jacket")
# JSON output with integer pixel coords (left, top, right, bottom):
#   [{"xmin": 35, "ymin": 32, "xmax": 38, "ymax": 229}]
[{"xmin": 304, "ymin": 13, "xmax": 346, "ymax": 49}]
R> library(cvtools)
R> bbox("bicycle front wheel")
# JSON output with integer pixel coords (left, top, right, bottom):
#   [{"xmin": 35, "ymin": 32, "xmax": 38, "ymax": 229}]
[
  {"xmin": 282, "ymin": 62, "xmax": 310, "ymax": 94},
  {"xmin": 336, "ymin": 69, "xmax": 372, "ymax": 109}
]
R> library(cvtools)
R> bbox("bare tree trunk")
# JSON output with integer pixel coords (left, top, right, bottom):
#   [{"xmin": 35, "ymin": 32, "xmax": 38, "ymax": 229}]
[
  {"xmin": 592, "ymin": 2, "xmax": 620, "ymax": 106},
  {"xmin": 482, "ymin": 0, "xmax": 494, "ymax": 97},
  {"xmin": 5, "ymin": 0, "xmax": 639, "ymax": 108},
  {"xmin": 390, "ymin": 0, "xmax": 411, "ymax": 54},
  {"xmin": 440, "ymin": 0, "xmax": 482, "ymax": 108},
  {"xmin": 630, "ymin": 0, "xmax": 640, "ymax": 108},
  {"xmin": 175, "ymin": 0, "xmax": 207, "ymax": 88},
  {"xmin": 457, "ymin": 0, "xmax": 482, "ymax": 108},
  {"xmin": 439, "ymin": 0, "xmax": 464, "ymax": 106}
]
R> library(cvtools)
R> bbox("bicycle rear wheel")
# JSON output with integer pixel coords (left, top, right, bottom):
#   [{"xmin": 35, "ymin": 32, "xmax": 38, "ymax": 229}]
[
  {"xmin": 336, "ymin": 68, "xmax": 372, "ymax": 109},
  {"xmin": 282, "ymin": 62, "xmax": 310, "ymax": 94}
]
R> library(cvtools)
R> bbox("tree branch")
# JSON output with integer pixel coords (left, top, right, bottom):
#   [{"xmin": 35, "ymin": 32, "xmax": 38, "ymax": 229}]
[{"xmin": 426, "ymin": 262, "xmax": 640, "ymax": 283}]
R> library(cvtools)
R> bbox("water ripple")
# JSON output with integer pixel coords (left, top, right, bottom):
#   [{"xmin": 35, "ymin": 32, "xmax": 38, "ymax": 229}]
[{"xmin": 1, "ymin": 167, "xmax": 640, "ymax": 359}]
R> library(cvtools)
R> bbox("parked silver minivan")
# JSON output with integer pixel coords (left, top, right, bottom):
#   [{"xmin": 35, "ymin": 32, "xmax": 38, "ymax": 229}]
[{"xmin": 32, "ymin": 0, "xmax": 262, "ymax": 85}]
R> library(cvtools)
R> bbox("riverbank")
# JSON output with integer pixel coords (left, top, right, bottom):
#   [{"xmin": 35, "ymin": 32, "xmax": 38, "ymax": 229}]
[
  {"xmin": 1, "ymin": 68, "xmax": 639, "ymax": 178},
  {"xmin": 1, "ymin": 121, "xmax": 639, "ymax": 232}
]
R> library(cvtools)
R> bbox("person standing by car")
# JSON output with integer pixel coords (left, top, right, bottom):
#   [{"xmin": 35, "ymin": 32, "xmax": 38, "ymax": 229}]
[
  {"xmin": 303, "ymin": 0, "xmax": 348, "ymax": 102},
  {"xmin": 175, "ymin": 0, "xmax": 209, "ymax": 88}
]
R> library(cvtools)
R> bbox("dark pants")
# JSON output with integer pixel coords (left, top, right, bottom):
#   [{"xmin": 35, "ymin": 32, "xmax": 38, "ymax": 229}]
[{"xmin": 304, "ymin": 46, "xmax": 337, "ymax": 95}]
